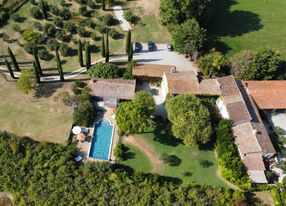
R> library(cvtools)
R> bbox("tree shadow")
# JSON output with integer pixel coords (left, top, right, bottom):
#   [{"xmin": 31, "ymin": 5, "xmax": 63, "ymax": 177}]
[
  {"xmin": 34, "ymin": 83, "xmax": 63, "ymax": 98},
  {"xmin": 199, "ymin": 160, "xmax": 214, "ymax": 168},
  {"xmin": 167, "ymin": 155, "xmax": 182, "ymax": 166},
  {"xmin": 123, "ymin": 145, "xmax": 135, "ymax": 160},
  {"xmin": 153, "ymin": 121, "xmax": 181, "ymax": 147}
]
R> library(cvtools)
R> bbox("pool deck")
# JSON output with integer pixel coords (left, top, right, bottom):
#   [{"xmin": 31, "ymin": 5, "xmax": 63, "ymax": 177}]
[{"xmin": 77, "ymin": 108, "xmax": 120, "ymax": 162}]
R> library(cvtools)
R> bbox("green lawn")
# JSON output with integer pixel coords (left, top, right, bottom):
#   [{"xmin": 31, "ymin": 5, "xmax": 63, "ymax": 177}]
[
  {"xmin": 208, "ymin": 0, "xmax": 286, "ymax": 58},
  {"xmin": 121, "ymin": 122, "xmax": 227, "ymax": 187}
]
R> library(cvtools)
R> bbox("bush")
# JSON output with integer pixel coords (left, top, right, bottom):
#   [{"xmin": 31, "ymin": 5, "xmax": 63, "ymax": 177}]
[
  {"xmin": 38, "ymin": 48, "xmax": 51, "ymax": 60},
  {"xmin": 79, "ymin": 5, "xmax": 89, "ymax": 16},
  {"xmin": 90, "ymin": 32, "xmax": 97, "ymax": 41},
  {"xmin": 55, "ymin": 30, "xmax": 66, "ymax": 41},
  {"xmin": 53, "ymin": 17, "xmax": 64, "ymax": 28},
  {"xmin": 59, "ymin": 43, "xmax": 71, "ymax": 57},
  {"xmin": 22, "ymin": 29, "xmax": 40, "ymax": 43},
  {"xmin": 87, "ymin": 63, "xmax": 119, "ymax": 78},
  {"xmin": 11, "ymin": 13, "xmax": 21, "ymax": 22},
  {"xmin": 102, "ymin": 14, "xmax": 117, "ymax": 26},
  {"xmin": 216, "ymin": 119, "xmax": 251, "ymax": 189},
  {"xmin": 33, "ymin": 22, "xmax": 42, "ymax": 31},
  {"xmin": 96, "ymin": 23, "xmax": 106, "ymax": 33},
  {"xmin": 80, "ymin": 18, "xmax": 94, "ymax": 28},
  {"xmin": 123, "ymin": 71, "xmax": 134, "ymax": 79},
  {"xmin": 60, "ymin": 8, "xmax": 71, "ymax": 20},
  {"xmin": 50, "ymin": 5, "xmax": 61, "ymax": 16},
  {"xmin": 24, "ymin": 42, "xmax": 37, "ymax": 54},
  {"xmin": 114, "ymin": 141, "xmax": 125, "ymax": 161},
  {"xmin": 271, "ymin": 188, "xmax": 282, "ymax": 206},
  {"xmin": 72, "ymin": 80, "xmax": 87, "ymax": 95},
  {"xmin": 64, "ymin": 21, "xmax": 76, "ymax": 34},
  {"xmin": 77, "ymin": 26, "xmax": 89, "ymax": 37},
  {"xmin": 44, "ymin": 23, "xmax": 56, "ymax": 37},
  {"xmin": 36, "ymin": 35, "xmax": 47, "ymax": 44},
  {"xmin": 109, "ymin": 29, "xmax": 122, "ymax": 39},
  {"xmin": 12, "ymin": 24, "xmax": 21, "ymax": 32},
  {"xmin": 87, "ymin": 0, "xmax": 95, "ymax": 8},
  {"xmin": 47, "ymin": 39, "xmax": 60, "ymax": 51},
  {"xmin": 123, "ymin": 10, "xmax": 136, "ymax": 24},
  {"xmin": 31, "ymin": 6, "xmax": 43, "ymax": 19}
]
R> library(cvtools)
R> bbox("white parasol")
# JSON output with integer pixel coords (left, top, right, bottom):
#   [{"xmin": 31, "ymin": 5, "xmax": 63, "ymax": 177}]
[{"xmin": 72, "ymin": 126, "xmax": 82, "ymax": 135}]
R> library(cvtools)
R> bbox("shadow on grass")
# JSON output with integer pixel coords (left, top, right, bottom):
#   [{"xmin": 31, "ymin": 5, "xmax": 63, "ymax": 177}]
[{"xmin": 34, "ymin": 83, "xmax": 63, "ymax": 98}]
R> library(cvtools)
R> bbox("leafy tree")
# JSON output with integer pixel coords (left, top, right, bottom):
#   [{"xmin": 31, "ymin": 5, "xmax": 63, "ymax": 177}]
[
  {"xmin": 116, "ymin": 101, "xmax": 150, "ymax": 134},
  {"xmin": 78, "ymin": 40, "xmax": 84, "ymax": 67},
  {"xmin": 8, "ymin": 47, "xmax": 20, "ymax": 71},
  {"xmin": 160, "ymin": 0, "xmax": 214, "ymax": 26},
  {"xmin": 44, "ymin": 23, "xmax": 56, "ymax": 37},
  {"xmin": 34, "ymin": 48, "xmax": 43, "ymax": 75},
  {"xmin": 133, "ymin": 91, "xmax": 156, "ymax": 115},
  {"xmin": 87, "ymin": 62, "xmax": 119, "ymax": 78},
  {"xmin": 31, "ymin": 6, "xmax": 43, "ymax": 19},
  {"xmin": 16, "ymin": 69, "xmax": 36, "ymax": 94},
  {"xmin": 22, "ymin": 29, "xmax": 40, "ymax": 43},
  {"xmin": 166, "ymin": 94, "xmax": 212, "ymax": 146},
  {"xmin": 114, "ymin": 141, "xmax": 125, "ymax": 161},
  {"xmin": 56, "ymin": 49, "xmax": 64, "ymax": 81},
  {"xmin": 85, "ymin": 42, "xmax": 91, "ymax": 70},
  {"xmin": 101, "ymin": 35, "xmax": 105, "ymax": 57},
  {"xmin": 198, "ymin": 49, "xmax": 227, "ymax": 77},
  {"xmin": 171, "ymin": 19, "xmax": 206, "ymax": 55},
  {"xmin": 47, "ymin": 38, "xmax": 59, "ymax": 51},
  {"xmin": 39, "ymin": 0, "xmax": 48, "ymax": 19},
  {"xmin": 230, "ymin": 50, "xmax": 254, "ymax": 79},
  {"xmin": 24, "ymin": 42, "xmax": 37, "ymax": 54},
  {"xmin": 243, "ymin": 48, "xmax": 283, "ymax": 80},
  {"xmin": 126, "ymin": 30, "xmax": 131, "ymax": 54},
  {"xmin": 124, "ymin": 11, "xmax": 136, "ymax": 24},
  {"xmin": 105, "ymin": 29, "xmax": 109, "ymax": 62},
  {"xmin": 4, "ymin": 58, "xmax": 15, "ymax": 79},
  {"xmin": 73, "ymin": 96, "xmax": 95, "ymax": 126},
  {"xmin": 53, "ymin": 17, "xmax": 64, "ymax": 28},
  {"xmin": 33, "ymin": 61, "xmax": 41, "ymax": 84},
  {"xmin": 59, "ymin": 43, "xmax": 71, "ymax": 57}
]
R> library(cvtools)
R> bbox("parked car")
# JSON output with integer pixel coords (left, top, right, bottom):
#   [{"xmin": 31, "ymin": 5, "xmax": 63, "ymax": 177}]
[
  {"xmin": 147, "ymin": 41, "xmax": 156, "ymax": 51},
  {"xmin": 134, "ymin": 42, "xmax": 142, "ymax": 52},
  {"xmin": 167, "ymin": 44, "xmax": 173, "ymax": 51}
]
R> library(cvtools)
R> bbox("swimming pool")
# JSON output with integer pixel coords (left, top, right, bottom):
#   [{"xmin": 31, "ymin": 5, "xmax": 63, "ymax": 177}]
[{"xmin": 88, "ymin": 119, "xmax": 114, "ymax": 160}]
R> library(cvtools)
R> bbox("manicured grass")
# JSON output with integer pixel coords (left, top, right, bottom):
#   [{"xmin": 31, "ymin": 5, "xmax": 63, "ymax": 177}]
[
  {"xmin": 0, "ymin": 75, "xmax": 73, "ymax": 144},
  {"xmin": 208, "ymin": 0, "xmax": 286, "ymax": 58},
  {"xmin": 121, "ymin": 122, "xmax": 227, "ymax": 187},
  {"xmin": 120, "ymin": 144, "xmax": 152, "ymax": 173}
]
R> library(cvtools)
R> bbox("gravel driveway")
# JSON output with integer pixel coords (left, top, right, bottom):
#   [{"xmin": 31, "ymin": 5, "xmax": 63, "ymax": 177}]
[{"xmin": 133, "ymin": 43, "xmax": 198, "ymax": 72}]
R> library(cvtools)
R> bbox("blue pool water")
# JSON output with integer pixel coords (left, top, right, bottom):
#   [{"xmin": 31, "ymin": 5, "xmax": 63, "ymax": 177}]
[{"xmin": 89, "ymin": 119, "xmax": 114, "ymax": 160}]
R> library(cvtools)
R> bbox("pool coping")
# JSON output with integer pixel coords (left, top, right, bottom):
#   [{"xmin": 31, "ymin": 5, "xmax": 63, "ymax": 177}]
[{"xmin": 87, "ymin": 118, "xmax": 115, "ymax": 161}]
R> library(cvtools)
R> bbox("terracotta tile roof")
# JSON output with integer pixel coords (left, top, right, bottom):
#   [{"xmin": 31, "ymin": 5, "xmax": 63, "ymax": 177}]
[
  {"xmin": 218, "ymin": 76, "xmax": 252, "ymax": 124},
  {"xmin": 243, "ymin": 153, "xmax": 266, "ymax": 171},
  {"xmin": 198, "ymin": 79, "xmax": 221, "ymax": 95},
  {"xmin": 89, "ymin": 78, "xmax": 136, "ymax": 100},
  {"xmin": 244, "ymin": 81, "xmax": 286, "ymax": 109},
  {"xmin": 166, "ymin": 71, "xmax": 199, "ymax": 94},
  {"xmin": 232, "ymin": 122, "xmax": 262, "ymax": 155},
  {"xmin": 133, "ymin": 64, "xmax": 176, "ymax": 77}
]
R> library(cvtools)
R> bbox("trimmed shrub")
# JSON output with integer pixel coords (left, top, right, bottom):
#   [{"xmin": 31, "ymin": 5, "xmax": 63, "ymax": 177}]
[
  {"xmin": 43, "ymin": 23, "xmax": 56, "ymax": 37},
  {"xmin": 53, "ymin": 17, "xmax": 64, "ymax": 28},
  {"xmin": 50, "ymin": 5, "xmax": 61, "ymax": 16},
  {"xmin": 79, "ymin": 5, "xmax": 89, "ymax": 16},
  {"xmin": 60, "ymin": 8, "xmax": 71, "ymax": 20},
  {"xmin": 24, "ymin": 42, "xmax": 36, "ymax": 54},
  {"xmin": 77, "ymin": 26, "xmax": 89, "ymax": 37},
  {"xmin": 59, "ymin": 43, "xmax": 71, "ymax": 57},
  {"xmin": 102, "ymin": 14, "xmax": 117, "ymax": 26},
  {"xmin": 109, "ymin": 29, "xmax": 122, "ymax": 39},
  {"xmin": 47, "ymin": 39, "xmax": 60, "ymax": 51},
  {"xmin": 38, "ymin": 48, "xmax": 51, "ymax": 60},
  {"xmin": 31, "ymin": 6, "xmax": 43, "ymax": 19},
  {"xmin": 55, "ymin": 30, "xmax": 66, "ymax": 41}
]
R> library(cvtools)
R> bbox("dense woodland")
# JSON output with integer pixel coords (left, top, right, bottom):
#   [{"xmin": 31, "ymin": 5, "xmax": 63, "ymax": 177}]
[{"xmin": 0, "ymin": 131, "xmax": 252, "ymax": 205}]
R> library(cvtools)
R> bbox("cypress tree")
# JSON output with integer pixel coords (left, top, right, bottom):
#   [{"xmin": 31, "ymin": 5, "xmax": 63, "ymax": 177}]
[
  {"xmin": 56, "ymin": 49, "xmax": 64, "ymax": 81},
  {"xmin": 78, "ymin": 40, "xmax": 84, "ymax": 67},
  {"xmin": 8, "ymin": 47, "xmax": 20, "ymax": 72},
  {"xmin": 128, "ymin": 42, "xmax": 134, "ymax": 62},
  {"xmin": 33, "ymin": 61, "xmax": 41, "ymax": 84},
  {"xmin": 40, "ymin": 0, "xmax": 48, "ymax": 20},
  {"xmin": 101, "ymin": 0, "xmax": 105, "ymax": 11},
  {"xmin": 105, "ymin": 30, "xmax": 109, "ymax": 63},
  {"xmin": 4, "ymin": 58, "xmax": 15, "ymax": 79},
  {"xmin": 101, "ymin": 35, "xmax": 105, "ymax": 58},
  {"xmin": 33, "ymin": 48, "xmax": 43, "ymax": 75},
  {"xmin": 126, "ymin": 30, "xmax": 131, "ymax": 54},
  {"xmin": 85, "ymin": 42, "xmax": 91, "ymax": 70}
]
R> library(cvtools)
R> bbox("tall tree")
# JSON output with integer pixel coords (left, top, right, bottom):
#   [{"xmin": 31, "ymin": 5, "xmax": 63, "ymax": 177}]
[
  {"xmin": 78, "ymin": 40, "xmax": 84, "ymax": 67},
  {"xmin": 33, "ymin": 48, "xmax": 43, "ymax": 75},
  {"xmin": 40, "ymin": 0, "xmax": 48, "ymax": 20},
  {"xmin": 101, "ymin": 35, "xmax": 105, "ymax": 57},
  {"xmin": 4, "ymin": 58, "xmax": 15, "ymax": 79},
  {"xmin": 8, "ymin": 47, "xmax": 20, "ymax": 72},
  {"xmin": 56, "ymin": 49, "xmax": 64, "ymax": 81},
  {"xmin": 85, "ymin": 42, "xmax": 91, "ymax": 70},
  {"xmin": 101, "ymin": 0, "xmax": 105, "ymax": 11},
  {"xmin": 128, "ymin": 42, "xmax": 133, "ymax": 62},
  {"xmin": 33, "ymin": 61, "xmax": 41, "ymax": 84},
  {"xmin": 125, "ymin": 30, "xmax": 131, "ymax": 54},
  {"xmin": 105, "ymin": 29, "xmax": 109, "ymax": 62}
]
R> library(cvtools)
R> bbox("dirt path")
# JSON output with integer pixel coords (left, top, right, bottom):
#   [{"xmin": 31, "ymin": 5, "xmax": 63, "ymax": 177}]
[{"xmin": 123, "ymin": 135, "xmax": 162, "ymax": 172}]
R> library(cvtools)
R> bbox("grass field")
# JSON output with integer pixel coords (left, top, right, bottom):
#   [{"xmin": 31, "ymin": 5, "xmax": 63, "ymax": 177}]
[
  {"xmin": 120, "ymin": 122, "xmax": 227, "ymax": 187},
  {"xmin": 0, "ymin": 75, "xmax": 73, "ymax": 144},
  {"xmin": 208, "ymin": 0, "xmax": 286, "ymax": 58}
]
